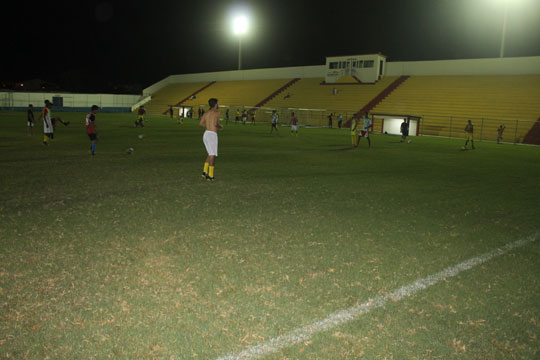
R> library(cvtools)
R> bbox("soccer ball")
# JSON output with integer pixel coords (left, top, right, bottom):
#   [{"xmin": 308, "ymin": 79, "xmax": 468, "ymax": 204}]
[
  {"xmin": 138, "ymin": 134, "xmax": 144, "ymax": 139},
  {"xmin": 461, "ymin": 146, "xmax": 467, "ymax": 151},
  {"xmin": 407, "ymin": 139, "xmax": 412, "ymax": 144},
  {"xmin": 127, "ymin": 147, "xmax": 134, "ymax": 154}
]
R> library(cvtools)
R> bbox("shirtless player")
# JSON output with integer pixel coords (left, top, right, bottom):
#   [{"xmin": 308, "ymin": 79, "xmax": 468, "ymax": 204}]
[{"xmin": 200, "ymin": 98, "xmax": 222, "ymax": 181}]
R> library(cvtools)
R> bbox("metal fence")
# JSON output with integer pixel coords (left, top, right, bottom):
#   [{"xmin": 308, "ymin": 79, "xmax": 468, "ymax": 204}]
[
  {"xmin": 417, "ymin": 113, "xmax": 535, "ymax": 144},
  {"xmin": 171, "ymin": 103, "xmax": 536, "ymax": 144}
]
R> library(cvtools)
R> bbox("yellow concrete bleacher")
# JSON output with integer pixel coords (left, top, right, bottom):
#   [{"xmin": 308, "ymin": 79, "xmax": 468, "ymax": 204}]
[
  {"xmin": 264, "ymin": 77, "xmax": 399, "ymax": 126},
  {"xmin": 181, "ymin": 79, "xmax": 294, "ymax": 110},
  {"xmin": 372, "ymin": 75, "xmax": 540, "ymax": 141},
  {"xmin": 267, "ymin": 77, "xmax": 398, "ymax": 111},
  {"xmin": 146, "ymin": 76, "xmax": 399, "ymax": 126},
  {"xmin": 144, "ymin": 82, "xmax": 211, "ymax": 115}
]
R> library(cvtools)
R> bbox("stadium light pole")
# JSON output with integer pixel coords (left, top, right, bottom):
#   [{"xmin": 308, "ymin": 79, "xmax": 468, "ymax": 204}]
[
  {"xmin": 499, "ymin": 0, "xmax": 509, "ymax": 58},
  {"xmin": 233, "ymin": 16, "xmax": 248, "ymax": 70}
]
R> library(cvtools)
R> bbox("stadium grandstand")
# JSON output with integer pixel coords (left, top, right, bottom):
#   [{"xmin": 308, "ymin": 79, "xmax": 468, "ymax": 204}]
[{"xmin": 141, "ymin": 55, "xmax": 540, "ymax": 144}]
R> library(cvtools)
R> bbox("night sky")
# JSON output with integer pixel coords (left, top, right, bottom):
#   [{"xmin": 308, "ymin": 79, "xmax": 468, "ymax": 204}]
[{"xmin": 5, "ymin": 0, "xmax": 540, "ymax": 93}]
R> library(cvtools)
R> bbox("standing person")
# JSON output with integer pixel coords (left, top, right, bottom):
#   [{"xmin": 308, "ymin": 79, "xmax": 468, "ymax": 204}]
[
  {"xmin": 135, "ymin": 105, "xmax": 145, "ymax": 127},
  {"xmin": 251, "ymin": 111, "xmax": 256, "ymax": 125},
  {"xmin": 328, "ymin": 113, "xmax": 333, "ymax": 128},
  {"xmin": 200, "ymin": 98, "xmax": 222, "ymax": 181},
  {"xmin": 270, "ymin": 110, "xmax": 279, "ymax": 134},
  {"xmin": 225, "ymin": 108, "xmax": 229, "ymax": 125},
  {"xmin": 400, "ymin": 119, "xmax": 409, "ymax": 143},
  {"xmin": 27, "ymin": 104, "xmax": 34, "ymax": 135},
  {"xmin": 177, "ymin": 107, "xmax": 184, "ymax": 125},
  {"xmin": 177, "ymin": 112, "xmax": 184, "ymax": 126},
  {"xmin": 497, "ymin": 124, "xmax": 506, "ymax": 144},
  {"xmin": 235, "ymin": 108, "xmax": 240, "ymax": 123},
  {"xmin": 241, "ymin": 108, "xmax": 247, "ymax": 125},
  {"xmin": 86, "ymin": 105, "xmax": 100, "ymax": 156},
  {"xmin": 355, "ymin": 112, "xmax": 372, "ymax": 148},
  {"xmin": 42, "ymin": 100, "xmax": 54, "ymax": 145},
  {"xmin": 464, "ymin": 120, "xmax": 475, "ymax": 149},
  {"xmin": 350, "ymin": 117, "xmax": 359, "ymax": 147},
  {"xmin": 169, "ymin": 106, "xmax": 174, "ymax": 120},
  {"xmin": 289, "ymin": 111, "xmax": 299, "ymax": 136},
  {"xmin": 337, "ymin": 114, "xmax": 343, "ymax": 128}
]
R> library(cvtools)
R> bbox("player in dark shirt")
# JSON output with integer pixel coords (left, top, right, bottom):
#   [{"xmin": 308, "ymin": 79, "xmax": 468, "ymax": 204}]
[
  {"xmin": 27, "ymin": 104, "xmax": 34, "ymax": 135},
  {"xmin": 400, "ymin": 120, "xmax": 409, "ymax": 143}
]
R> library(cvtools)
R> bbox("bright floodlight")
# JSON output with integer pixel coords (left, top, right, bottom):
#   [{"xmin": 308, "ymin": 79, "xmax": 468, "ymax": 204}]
[{"xmin": 233, "ymin": 16, "xmax": 248, "ymax": 35}]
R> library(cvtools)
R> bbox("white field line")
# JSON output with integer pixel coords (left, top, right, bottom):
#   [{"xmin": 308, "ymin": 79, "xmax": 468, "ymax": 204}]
[{"xmin": 217, "ymin": 233, "xmax": 539, "ymax": 360}]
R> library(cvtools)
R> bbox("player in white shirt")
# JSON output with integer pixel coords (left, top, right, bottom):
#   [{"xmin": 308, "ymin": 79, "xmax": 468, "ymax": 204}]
[
  {"xmin": 354, "ymin": 112, "xmax": 372, "ymax": 148},
  {"xmin": 270, "ymin": 110, "xmax": 279, "ymax": 134},
  {"xmin": 42, "ymin": 100, "xmax": 53, "ymax": 145}
]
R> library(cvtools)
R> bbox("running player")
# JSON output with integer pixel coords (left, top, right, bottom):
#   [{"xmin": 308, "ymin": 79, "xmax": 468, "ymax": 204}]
[
  {"xmin": 270, "ymin": 110, "xmax": 279, "ymax": 134},
  {"xmin": 355, "ymin": 112, "xmax": 372, "ymax": 148},
  {"xmin": 42, "ymin": 100, "xmax": 54, "ymax": 145},
  {"xmin": 289, "ymin": 112, "xmax": 298, "ymax": 136},
  {"xmin": 464, "ymin": 120, "xmax": 475, "ymax": 149},
  {"xmin": 200, "ymin": 98, "xmax": 222, "ymax": 181},
  {"xmin": 51, "ymin": 116, "xmax": 70, "ymax": 132},
  {"xmin": 86, "ymin": 105, "xmax": 100, "ymax": 156}
]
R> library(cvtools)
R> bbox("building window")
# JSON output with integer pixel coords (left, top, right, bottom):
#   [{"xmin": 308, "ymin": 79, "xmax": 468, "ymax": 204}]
[
  {"xmin": 329, "ymin": 62, "xmax": 338, "ymax": 69},
  {"xmin": 363, "ymin": 60, "xmax": 374, "ymax": 68}
]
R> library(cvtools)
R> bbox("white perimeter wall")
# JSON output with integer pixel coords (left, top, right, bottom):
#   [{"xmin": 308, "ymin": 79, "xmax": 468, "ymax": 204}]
[
  {"xmin": 0, "ymin": 91, "xmax": 142, "ymax": 108},
  {"xmin": 386, "ymin": 56, "xmax": 540, "ymax": 76}
]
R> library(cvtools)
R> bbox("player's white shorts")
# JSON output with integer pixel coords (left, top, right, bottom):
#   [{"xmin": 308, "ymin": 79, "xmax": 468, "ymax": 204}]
[
  {"xmin": 27, "ymin": 121, "xmax": 34, "ymax": 127},
  {"xmin": 291, "ymin": 125, "xmax": 298, "ymax": 131},
  {"xmin": 203, "ymin": 130, "xmax": 218, "ymax": 156}
]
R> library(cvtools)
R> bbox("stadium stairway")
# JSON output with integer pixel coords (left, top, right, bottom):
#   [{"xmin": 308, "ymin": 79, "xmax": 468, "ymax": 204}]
[
  {"xmin": 523, "ymin": 116, "xmax": 540, "ymax": 145},
  {"xmin": 162, "ymin": 81, "xmax": 216, "ymax": 114},
  {"xmin": 254, "ymin": 78, "xmax": 301, "ymax": 108},
  {"xmin": 343, "ymin": 75, "xmax": 410, "ymax": 127}
]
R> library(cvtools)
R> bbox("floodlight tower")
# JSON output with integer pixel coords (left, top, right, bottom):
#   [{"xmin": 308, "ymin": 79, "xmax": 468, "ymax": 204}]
[{"xmin": 233, "ymin": 15, "xmax": 248, "ymax": 70}]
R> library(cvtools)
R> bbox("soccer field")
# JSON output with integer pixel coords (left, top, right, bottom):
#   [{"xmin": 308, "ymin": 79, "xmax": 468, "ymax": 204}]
[{"xmin": 1, "ymin": 111, "xmax": 539, "ymax": 359}]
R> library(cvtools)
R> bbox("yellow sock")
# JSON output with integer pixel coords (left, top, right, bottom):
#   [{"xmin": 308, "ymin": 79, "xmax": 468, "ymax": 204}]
[
  {"xmin": 209, "ymin": 166, "xmax": 214, "ymax": 178},
  {"xmin": 351, "ymin": 135, "xmax": 355, "ymax": 145},
  {"xmin": 203, "ymin": 162, "xmax": 209, "ymax": 173},
  {"xmin": 44, "ymin": 135, "xmax": 48, "ymax": 143}
]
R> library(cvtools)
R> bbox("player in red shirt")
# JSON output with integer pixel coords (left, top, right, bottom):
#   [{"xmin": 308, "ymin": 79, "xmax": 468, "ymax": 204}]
[
  {"xmin": 86, "ymin": 105, "xmax": 100, "ymax": 156},
  {"xmin": 289, "ymin": 112, "xmax": 299, "ymax": 136},
  {"xmin": 135, "ymin": 105, "xmax": 145, "ymax": 127}
]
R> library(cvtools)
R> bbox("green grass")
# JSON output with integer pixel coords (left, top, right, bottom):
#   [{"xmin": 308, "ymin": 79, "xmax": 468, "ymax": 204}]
[{"xmin": 1, "ymin": 110, "xmax": 539, "ymax": 359}]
